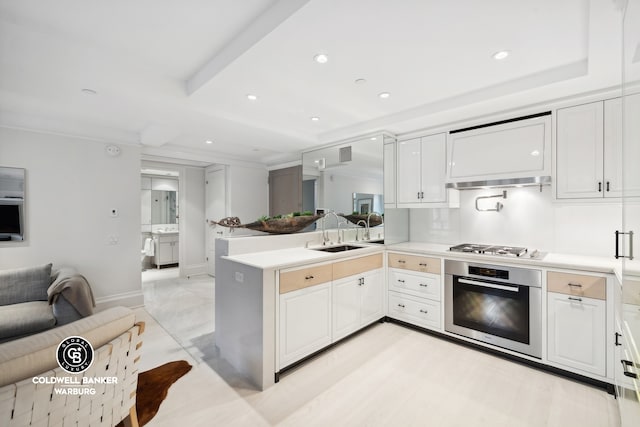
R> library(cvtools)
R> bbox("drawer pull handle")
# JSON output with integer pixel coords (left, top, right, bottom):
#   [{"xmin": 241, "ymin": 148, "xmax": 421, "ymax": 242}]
[
  {"xmin": 398, "ymin": 260, "xmax": 406, "ymax": 264},
  {"xmin": 418, "ymin": 263, "xmax": 428, "ymax": 267},
  {"xmin": 419, "ymin": 283, "xmax": 428, "ymax": 287},
  {"xmin": 397, "ymin": 279, "xmax": 405, "ymax": 283},
  {"xmin": 567, "ymin": 283, "xmax": 582, "ymax": 288},
  {"xmin": 305, "ymin": 275, "xmax": 314, "ymax": 280},
  {"xmin": 568, "ymin": 297, "xmax": 582, "ymax": 302},
  {"xmin": 621, "ymin": 360, "xmax": 638, "ymax": 379},
  {"xmin": 419, "ymin": 309, "xmax": 428, "ymax": 314},
  {"xmin": 397, "ymin": 304, "xmax": 405, "ymax": 308}
]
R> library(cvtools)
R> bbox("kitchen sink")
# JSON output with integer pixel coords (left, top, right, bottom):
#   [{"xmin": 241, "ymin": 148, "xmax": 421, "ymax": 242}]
[
  {"xmin": 312, "ymin": 244, "xmax": 366, "ymax": 253},
  {"xmin": 365, "ymin": 239, "xmax": 384, "ymax": 244}
]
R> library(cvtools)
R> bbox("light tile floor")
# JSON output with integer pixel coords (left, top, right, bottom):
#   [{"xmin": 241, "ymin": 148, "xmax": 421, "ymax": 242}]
[{"xmin": 140, "ymin": 270, "xmax": 621, "ymax": 427}]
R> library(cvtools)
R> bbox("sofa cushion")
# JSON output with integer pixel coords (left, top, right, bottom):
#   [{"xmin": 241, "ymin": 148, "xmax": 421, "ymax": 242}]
[
  {"xmin": 0, "ymin": 301, "xmax": 56, "ymax": 341},
  {"xmin": 0, "ymin": 306, "xmax": 136, "ymax": 387},
  {"xmin": 0, "ymin": 263, "xmax": 53, "ymax": 306}
]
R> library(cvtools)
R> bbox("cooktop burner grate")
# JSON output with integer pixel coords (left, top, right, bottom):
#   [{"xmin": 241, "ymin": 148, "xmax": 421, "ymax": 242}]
[{"xmin": 449, "ymin": 243, "xmax": 528, "ymax": 257}]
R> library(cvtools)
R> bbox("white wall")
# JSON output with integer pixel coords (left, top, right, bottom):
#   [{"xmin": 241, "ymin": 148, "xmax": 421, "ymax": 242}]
[
  {"xmin": 0, "ymin": 127, "xmax": 142, "ymax": 307},
  {"xmin": 409, "ymin": 185, "xmax": 640, "ymax": 257}
]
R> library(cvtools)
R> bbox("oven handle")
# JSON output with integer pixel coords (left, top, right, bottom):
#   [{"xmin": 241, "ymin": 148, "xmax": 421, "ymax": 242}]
[{"xmin": 458, "ymin": 278, "xmax": 520, "ymax": 292}]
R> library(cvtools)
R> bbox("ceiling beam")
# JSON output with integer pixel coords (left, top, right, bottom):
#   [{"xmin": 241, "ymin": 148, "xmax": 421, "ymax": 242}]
[{"xmin": 186, "ymin": 0, "xmax": 311, "ymax": 96}]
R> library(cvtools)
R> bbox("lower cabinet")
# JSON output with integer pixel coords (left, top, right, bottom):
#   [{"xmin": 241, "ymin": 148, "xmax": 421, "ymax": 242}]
[
  {"xmin": 547, "ymin": 271, "xmax": 607, "ymax": 377},
  {"xmin": 547, "ymin": 291, "xmax": 606, "ymax": 376},
  {"xmin": 333, "ymin": 269, "xmax": 384, "ymax": 342},
  {"xmin": 386, "ymin": 252, "xmax": 442, "ymax": 331},
  {"xmin": 154, "ymin": 234, "xmax": 179, "ymax": 267},
  {"xmin": 279, "ymin": 282, "xmax": 332, "ymax": 368},
  {"xmin": 278, "ymin": 253, "xmax": 384, "ymax": 370},
  {"xmin": 388, "ymin": 291, "xmax": 440, "ymax": 330}
]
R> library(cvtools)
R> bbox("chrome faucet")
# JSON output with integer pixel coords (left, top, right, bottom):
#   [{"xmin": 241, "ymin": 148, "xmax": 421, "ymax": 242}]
[
  {"xmin": 356, "ymin": 220, "xmax": 368, "ymax": 241},
  {"xmin": 323, "ymin": 211, "xmax": 347, "ymax": 245}
]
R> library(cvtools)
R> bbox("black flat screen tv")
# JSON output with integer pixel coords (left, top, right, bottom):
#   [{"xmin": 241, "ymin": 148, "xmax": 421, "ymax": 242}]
[{"xmin": 0, "ymin": 204, "xmax": 22, "ymax": 236}]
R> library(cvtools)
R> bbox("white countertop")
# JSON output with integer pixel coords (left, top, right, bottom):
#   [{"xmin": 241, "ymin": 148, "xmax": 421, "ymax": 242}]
[
  {"xmin": 222, "ymin": 240, "xmax": 640, "ymax": 280},
  {"xmin": 387, "ymin": 242, "xmax": 640, "ymax": 280},
  {"xmin": 222, "ymin": 244, "xmax": 383, "ymax": 270}
]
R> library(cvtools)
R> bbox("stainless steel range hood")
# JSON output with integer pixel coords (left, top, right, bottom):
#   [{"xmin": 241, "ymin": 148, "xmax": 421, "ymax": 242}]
[
  {"xmin": 446, "ymin": 175, "xmax": 551, "ymax": 190},
  {"xmin": 445, "ymin": 112, "xmax": 552, "ymax": 190}
]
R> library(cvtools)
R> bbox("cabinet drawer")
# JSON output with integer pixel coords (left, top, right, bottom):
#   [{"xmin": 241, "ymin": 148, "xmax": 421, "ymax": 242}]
[
  {"xmin": 157, "ymin": 235, "xmax": 178, "ymax": 243},
  {"xmin": 333, "ymin": 254, "xmax": 383, "ymax": 281},
  {"xmin": 388, "ymin": 253, "xmax": 441, "ymax": 274},
  {"xmin": 388, "ymin": 291, "xmax": 441, "ymax": 330},
  {"xmin": 622, "ymin": 279, "xmax": 640, "ymax": 306},
  {"xmin": 280, "ymin": 264, "xmax": 332, "ymax": 294},
  {"xmin": 388, "ymin": 269, "xmax": 440, "ymax": 301},
  {"xmin": 547, "ymin": 272, "xmax": 606, "ymax": 300}
]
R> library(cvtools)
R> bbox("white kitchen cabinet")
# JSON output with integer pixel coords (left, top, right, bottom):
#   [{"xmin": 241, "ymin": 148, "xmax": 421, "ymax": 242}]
[
  {"xmin": 388, "ymin": 291, "xmax": 441, "ymax": 330},
  {"xmin": 547, "ymin": 291, "xmax": 606, "ymax": 376},
  {"xmin": 557, "ymin": 94, "xmax": 640, "ymax": 199},
  {"xmin": 154, "ymin": 233, "xmax": 179, "ymax": 267},
  {"xmin": 383, "ymin": 142, "xmax": 396, "ymax": 207},
  {"xmin": 604, "ymin": 94, "xmax": 640, "ymax": 198},
  {"xmin": 279, "ymin": 281, "xmax": 332, "ymax": 368},
  {"xmin": 397, "ymin": 133, "xmax": 458, "ymax": 207},
  {"xmin": 332, "ymin": 269, "xmax": 383, "ymax": 342},
  {"xmin": 387, "ymin": 252, "xmax": 442, "ymax": 331}
]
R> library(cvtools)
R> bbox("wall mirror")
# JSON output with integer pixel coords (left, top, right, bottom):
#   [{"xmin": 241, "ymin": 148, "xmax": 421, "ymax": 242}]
[
  {"xmin": 151, "ymin": 190, "xmax": 178, "ymax": 224},
  {"xmin": 0, "ymin": 166, "xmax": 26, "ymax": 241},
  {"xmin": 302, "ymin": 133, "xmax": 390, "ymax": 228}
]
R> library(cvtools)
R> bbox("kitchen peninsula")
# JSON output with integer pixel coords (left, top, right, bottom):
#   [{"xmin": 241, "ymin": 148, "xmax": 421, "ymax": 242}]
[{"xmin": 215, "ymin": 230, "xmax": 640, "ymax": 392}]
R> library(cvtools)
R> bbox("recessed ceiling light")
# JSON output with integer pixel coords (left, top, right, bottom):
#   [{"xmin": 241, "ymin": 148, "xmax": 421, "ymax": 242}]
[
  {"xmin": 370, "ymin": 137, "xmax": 377, "ymax": 141},
  {"xmin": 355, "ymin": 78, "xmax": 367, "ymax": 85},
  {"xmin": 310, "ymin": 117, "xmax": 320, "ymax": 121},
  {"xmin": 252, "ymin": 148, "xmax": 260, "ymax": 152},
  {"xmin": 247, "ymin": 94, "xmax": 258, "ymax": 101},
  {"xmin": 313, "ymin": 53, "xmax": 328, "ymax": 64},
  {"xmin": 492, "ymin": 50, "xmax": 510, "ymax": 60},
  {"xmin": 81, "ymin": 88, "xmax": 97, "ymax": 95},
  {"xmin": 378, "ymin": 92, "xmax": 390, "ymax": 99},
  {"xmin": 205, "ymin": 140, "xmax": 213, "ymax": 144}
]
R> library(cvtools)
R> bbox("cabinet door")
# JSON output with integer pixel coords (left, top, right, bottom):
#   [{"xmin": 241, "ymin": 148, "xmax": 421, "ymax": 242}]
[
  {"xmin": 157, "ymin": 241, "xmax": 173, "ymax": 264},
  {"xmin": 172, "ymin": 240, "xmax": 179, "ymax": 263},
  {"xmin": 547, "ymin": 292, "xmax": 606, "ymax": 376},
  {"xmin": 383, "ymin": 142, "xmax": 396, "ymax": 206},
  {"xmin": 332, "ymin": 276, "xmax": 361, "ymax": 342},
  {"xmin": 397, "ymin": 138, "xmax": 423, "ymax": 204},
  {"xmin": 420, "ymin": 133, "xmax": 447, "ymax": 203},
  {"xmin": 280, "ymin": 282, "xmax": 332, "ymax": 368},
  {"xmin": 360, "ymin": 269, "xmax": 384, "ymax": 326},
  {"xmin": 604, "ymin": 94, "xmax": 640, "ymax": 198},
  {"xmin": 556, "ymin": 102, "xmax": 604, "ymax": 199}
]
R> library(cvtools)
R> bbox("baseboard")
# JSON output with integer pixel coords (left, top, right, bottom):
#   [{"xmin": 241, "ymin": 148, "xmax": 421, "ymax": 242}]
[
  {"xmin": 181, "ymin": 262, "xmax": 207, "ymax": 278},
  {"xmin": 95, "ymin": 290, "xmax": 144, "ymax": 311}
]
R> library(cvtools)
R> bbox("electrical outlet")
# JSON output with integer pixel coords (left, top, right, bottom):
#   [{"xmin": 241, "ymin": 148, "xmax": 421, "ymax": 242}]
[
  {"xmin": 235, "ymin": 272, "xmax": 244, "ymax": 283},
  {"xmin": 108, "ymin": 235, "xmax": 119, "ymax": 245}
]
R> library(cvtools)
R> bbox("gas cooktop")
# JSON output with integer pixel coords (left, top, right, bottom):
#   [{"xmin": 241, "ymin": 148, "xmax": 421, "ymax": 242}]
[{"xmin": 449, "ymin": 243, "xmax": 529, "ymax": 257}]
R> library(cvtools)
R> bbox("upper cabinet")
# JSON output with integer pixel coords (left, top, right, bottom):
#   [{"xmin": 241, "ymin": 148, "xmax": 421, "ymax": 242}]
[
  {"xmin": 556, "ymin": 94, "xmax": 640, "ymax": 199},
  {"xmin": 397, "ymin": 133, "xmax": 458, "ymax": 208}
]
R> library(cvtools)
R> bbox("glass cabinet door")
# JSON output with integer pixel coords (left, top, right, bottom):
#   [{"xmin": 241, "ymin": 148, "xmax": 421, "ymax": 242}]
[{"xmin": 618, "ymin": 0, "xmax": 640, "ymax": 424}]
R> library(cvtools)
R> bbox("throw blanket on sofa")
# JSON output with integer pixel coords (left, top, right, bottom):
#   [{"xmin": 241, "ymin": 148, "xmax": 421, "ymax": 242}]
[{"xmin": 47, "ymin": 269, "xmax": 96, "ymax": 317}]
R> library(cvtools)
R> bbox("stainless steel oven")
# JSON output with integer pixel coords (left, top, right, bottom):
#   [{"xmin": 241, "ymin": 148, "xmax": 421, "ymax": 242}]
[{"xmin": 445, "ymin": 260, "xmax": 542, "ymax": 358}]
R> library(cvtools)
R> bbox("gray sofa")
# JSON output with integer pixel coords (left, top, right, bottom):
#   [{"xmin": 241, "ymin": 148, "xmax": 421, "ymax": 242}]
[{"xmin": 0, "ymin": 263, "xmax": 95, "ymax": 342}]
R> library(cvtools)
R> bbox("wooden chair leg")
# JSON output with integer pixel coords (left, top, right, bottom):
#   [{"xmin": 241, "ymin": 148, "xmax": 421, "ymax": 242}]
[{"xmin": 121, "ymin": 405, "xmax": 139, "ymax": 427}]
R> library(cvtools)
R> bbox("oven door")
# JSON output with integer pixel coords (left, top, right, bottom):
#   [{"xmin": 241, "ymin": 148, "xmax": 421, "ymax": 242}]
[{"xmin": 445, "ymin": 274, "xmax": 542, "ymax": 358}]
